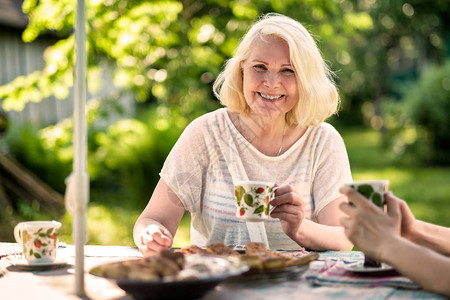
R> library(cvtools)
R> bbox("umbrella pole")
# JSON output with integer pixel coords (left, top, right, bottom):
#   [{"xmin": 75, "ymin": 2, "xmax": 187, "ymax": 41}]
[
  {"xmin": 73, "ymin": 201, "xmax": 87, "ymax": 296},
  {"xmin": 72, "ymin": 0, "xmax": 88, "ymax": 296}
]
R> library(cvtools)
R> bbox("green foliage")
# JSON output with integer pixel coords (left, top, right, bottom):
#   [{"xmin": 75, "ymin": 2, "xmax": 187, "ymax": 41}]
[
  {"xmin": 1, "ymin": 99, "xmax": 189, "ymax": 205},
  {"xmin": 337, "ymin": 0, "xmax": 448, "ymax": 125},
  {"xmin": 1, "ymin": 0, "xmax": 449, "ymax": 245},
  {"xmin": 383, "ymin": 61, "xmax": 450, "ymax": 165},
  {"xmin": 0, "ymin": 0, "xmax": 367, "ymax": 115},
  {"xmin": 1, "ymin": 1, "xmax": 447, "ymax": 141},
  {"xmin": 89, "ymin": 105, "xmax": 189, "ymax": 203},
  {"xmin": 4, "ymin": 123, "xmax": 72, "ymax": 193}
]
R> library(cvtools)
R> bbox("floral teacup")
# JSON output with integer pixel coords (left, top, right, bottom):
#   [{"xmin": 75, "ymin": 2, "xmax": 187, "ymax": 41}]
[
  {"xmin": 234, "ymin": 181, "xmax": 277, "ymax": 222},
  {"xmin": 14, "ymin": 221, "xmax": 61, "ymax": 264}
]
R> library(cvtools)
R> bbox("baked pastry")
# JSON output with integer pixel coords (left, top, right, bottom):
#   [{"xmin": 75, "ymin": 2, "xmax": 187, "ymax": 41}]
[
  {"xmin": 160, "ymin": 248, "xmax": 185, "ymax": 268},
  {"xmin": 240, "ymin": 255, "xmax": 264, "ymax": 271},
  {"xmin": 260, "ymin": 255, "xmax": 285, "ymax": 270},
  {"xmin": 176, "ymin": 242, "xmax": 319, "ymax": 273},
  {"xmin": 175, "ymin": 244, "xmax": 209, "ymax": 255},
  {"xmin": 245, "ymin": 242, "xmax": 267, "ymax": 256},
  {"xmin": 206, "ymin": 242, "xmax": 240, "ymax": 257},
  {"xmin": 152, "ymin": 256, "xmax": 180, "ymax": 277},
  {"xmin": 284, "ymin": 252, "xmax": 319, "ymax": 267}
]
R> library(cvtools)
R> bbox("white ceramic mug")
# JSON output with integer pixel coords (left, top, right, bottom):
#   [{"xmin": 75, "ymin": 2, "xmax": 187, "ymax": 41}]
[
  {"xmin": 14, "ymin": 221, "xmax": 62, "ymax": 264},
  {"xmin": 345, "ymin": 180, "xmax": 389, "ymax": 208},
  {"xmin": 345, "ymin": 180, "xmax": 389, "ymax": 267},
  {"xmin": 234, "ymin": 181, "xmax": 277, "ymax": 222}
]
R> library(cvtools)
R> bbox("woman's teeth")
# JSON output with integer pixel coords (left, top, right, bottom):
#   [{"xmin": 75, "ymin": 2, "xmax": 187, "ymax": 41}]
[{"xmin": 259, "ymin": 93, "xmax": 283, "ymax": 100}]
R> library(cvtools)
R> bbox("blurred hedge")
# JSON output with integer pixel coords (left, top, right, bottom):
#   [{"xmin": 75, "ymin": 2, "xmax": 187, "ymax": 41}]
[{"xmin": 383, "ymin": 60, "xmax": 450, "ymax": 166}]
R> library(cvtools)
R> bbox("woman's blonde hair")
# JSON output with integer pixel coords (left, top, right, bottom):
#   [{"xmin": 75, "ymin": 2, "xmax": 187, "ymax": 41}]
[{"xmin": 213, "ymin": 13, "xmax": 339, "ymax": 127}]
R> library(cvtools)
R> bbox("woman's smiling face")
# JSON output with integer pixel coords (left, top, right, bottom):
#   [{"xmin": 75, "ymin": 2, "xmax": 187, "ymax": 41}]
[{"xmin": 241, "ymin": 36, "xmax": 298, "ymax": 119}]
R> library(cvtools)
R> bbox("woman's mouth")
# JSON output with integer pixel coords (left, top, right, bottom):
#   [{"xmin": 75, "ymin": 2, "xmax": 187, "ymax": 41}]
[{"xmin": 258, "ymin": 92, "xmax": 284, "ymax": 102}]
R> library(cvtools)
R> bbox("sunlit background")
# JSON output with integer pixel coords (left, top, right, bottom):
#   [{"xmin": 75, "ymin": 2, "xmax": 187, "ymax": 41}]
[{"xmin": 0, "ymin": 0, "xmax": 449, "ymax": 246}]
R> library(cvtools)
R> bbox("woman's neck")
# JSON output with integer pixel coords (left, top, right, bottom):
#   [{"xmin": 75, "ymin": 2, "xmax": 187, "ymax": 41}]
[{"xmin": 238, "ymin": 113, "xmax": 287, "ymax": 156}]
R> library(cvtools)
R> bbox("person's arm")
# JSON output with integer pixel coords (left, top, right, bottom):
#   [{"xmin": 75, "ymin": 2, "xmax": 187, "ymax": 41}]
[
  {"xmin": 270, "ymin": 185, "xmax": 352, "ymax": 251},
  {"xmin": 133, "ymin": 179, "xmax": 186, "ymax": 256},
  {"xmin": 340, "ymin": 186, "xmax": 450, "ymax": 297},
  {"xmin": 381, "ymin": 235, "xmax": 450, "ymax": 297},
  {"xmin": 391, "ymin": 193, "xmax": 450, "ymax": 256},
  {"xmin": 408, "ymin": 221, "xmax": 450, "ymax": 256}
]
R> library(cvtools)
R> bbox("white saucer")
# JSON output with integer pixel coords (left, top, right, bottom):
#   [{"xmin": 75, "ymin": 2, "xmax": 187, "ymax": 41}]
[
  {"xmin": 342, "ymin": 261, "xmax": 396, "ymax": 274},
  {"xmin": 10, "ymin": 258, "xmax": 69, "ymax": 271}
]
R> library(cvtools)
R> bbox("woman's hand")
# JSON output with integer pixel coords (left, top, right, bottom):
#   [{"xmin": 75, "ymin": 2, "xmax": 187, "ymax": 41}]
[
  {"xmin": 138, "ymin": 224, "xmax": 173, "ymax": 257},
  {"xmin": 269, "ymin": 184, "xmax": 306, "ymax": 240},
  {"xmin": 339, "ymin": 186, "xmax": 402, "ymax": 261}
]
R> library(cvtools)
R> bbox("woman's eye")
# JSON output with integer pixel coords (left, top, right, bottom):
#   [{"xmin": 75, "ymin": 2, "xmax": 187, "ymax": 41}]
[
  {"xmin": 281, "ymin": 68, "xmax": 295, "ymax": 74},
  {"xmin": 253, "ymin": 65, "xmax": 267, "ymax": 71}
]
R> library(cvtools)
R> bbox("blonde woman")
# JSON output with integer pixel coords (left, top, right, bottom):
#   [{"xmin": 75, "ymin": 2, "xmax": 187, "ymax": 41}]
[{"xmin": 134, "ymin": 13, "xmax": 353, "ymax": 256}]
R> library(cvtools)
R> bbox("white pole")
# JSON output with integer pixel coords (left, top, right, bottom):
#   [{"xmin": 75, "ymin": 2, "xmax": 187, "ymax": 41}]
[{"xmin": 72, "ymin": 0, "xmax": 89, "ymax": 296}]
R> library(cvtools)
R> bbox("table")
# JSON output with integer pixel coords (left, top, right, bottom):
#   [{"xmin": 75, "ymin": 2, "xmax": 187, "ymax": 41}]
[{"xmin": 0, "ymin": 243, "xmax": 445, "ymax": 300}]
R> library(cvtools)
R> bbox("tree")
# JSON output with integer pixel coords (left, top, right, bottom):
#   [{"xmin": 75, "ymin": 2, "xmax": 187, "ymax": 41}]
[
  {"xmin": 0, "ymin": 0, "xmax": 358, "ymax": 118},
  {"xmin": 0, "ymin": 0, "xmax": 448, "ymax": 170},
  {"xmin": 341, "ymin": 0, "xmax": 449, "ymax": 129}
]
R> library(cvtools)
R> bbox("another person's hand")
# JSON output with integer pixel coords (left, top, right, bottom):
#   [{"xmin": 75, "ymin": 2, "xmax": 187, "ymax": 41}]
[
  {"xmin": 338, "ymin": 186, "xmax": 402, "ymax": 261},
  {"xmin": 138, "ymin": 224, "xmax": 173, "ymax": 257},
  {"xmin": 270, "ymin": 184, "xmax": 306, "ymax": 240},
  {"xmin": 390, "ymin": 192, "xmax": 418, "ymax": 240}
]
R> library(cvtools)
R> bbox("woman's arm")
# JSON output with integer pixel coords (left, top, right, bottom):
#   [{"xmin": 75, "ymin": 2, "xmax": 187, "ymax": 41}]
[
  {"xmin": 133, "ymin": 179, "xmax": 186, "ymax": 256},
  {"xmin": 299, "ymin": 196, "xmax": 353, "ymax": 251},
  {"xmin": 270, "ymin": 185, "xmax": 353, "ymax": 251}
]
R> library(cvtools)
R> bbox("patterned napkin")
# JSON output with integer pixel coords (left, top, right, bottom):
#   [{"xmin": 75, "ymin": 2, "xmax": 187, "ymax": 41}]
[
  {"xmin": 0, "ymin": 243, "xmax": 22, "ymax": 258},
  {"xmin": 306, "ymin": 258, "xmax": 420, "ymax": 289}
]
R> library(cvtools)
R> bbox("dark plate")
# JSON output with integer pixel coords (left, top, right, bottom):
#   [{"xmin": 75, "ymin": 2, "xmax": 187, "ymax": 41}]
[
  {"xmin": 90, "ymin": 255, "xmax": 248, "ymax": 300},
  {"xmin": 7, "ymin": 258, "xmax": 69, "ymax": 272},
  {"xmin": 114, "ymin": 275, "xmax": 227, "ymax": 300},
  {"xmin": 342, "ymin": 261, "xmax": 400, "ymax": 276},
  {"xmin": 230, "ymin": 263, "xmax": 310, "ymax": 283}
]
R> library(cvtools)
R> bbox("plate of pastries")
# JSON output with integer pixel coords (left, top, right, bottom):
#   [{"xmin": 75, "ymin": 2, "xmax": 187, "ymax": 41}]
[
  {"xmin": 177, "ymin": 242, "xmax": 319, "ymax": 281},
  {"xmin": 90, "ymin": 242, "xmax": 318, "ymax": 299},
  {"xmin": 90, "ymin": 248, "xmax": 248, "ymax": 300}
]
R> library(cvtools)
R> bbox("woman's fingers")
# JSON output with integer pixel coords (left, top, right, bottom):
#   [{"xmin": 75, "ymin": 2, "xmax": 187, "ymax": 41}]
[
  {"xmin": 138, "ymin": 244, "xmax": 159, "ymax": 257},
  {"xmin": 270, "ymin": 203, "xmax": 300, "ymax": 218},
  {"xmin": 139, "ymin": 225, "xmax": 172, "ymax": 256},
  {"xmin": 151, "ymin": 230, "xmax": 172, "ymax": 247},
  {"xmin": 270, "ymin": 185, "xmax": 302, "ymax": 206}
]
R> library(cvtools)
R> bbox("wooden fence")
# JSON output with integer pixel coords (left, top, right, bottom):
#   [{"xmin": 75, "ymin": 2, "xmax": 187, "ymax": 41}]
[
  {"xmin": 0, "ymin": 28, "xmax": 134, "ymax": 128},
  {"xmin": 0, "ymin": 28, "xmax": 76, "ymax": 126}
]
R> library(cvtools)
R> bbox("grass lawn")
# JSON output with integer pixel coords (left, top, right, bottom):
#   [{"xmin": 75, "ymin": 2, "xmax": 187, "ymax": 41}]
[{"xmin": 54, "ymin": 126, "xmax": 449, "ymax": 246}]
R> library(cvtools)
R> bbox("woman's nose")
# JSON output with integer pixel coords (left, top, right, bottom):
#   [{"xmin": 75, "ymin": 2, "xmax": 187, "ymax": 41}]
[{"xmin": 264, "ymin": 71, "xmax": 280, "ymax": 87}]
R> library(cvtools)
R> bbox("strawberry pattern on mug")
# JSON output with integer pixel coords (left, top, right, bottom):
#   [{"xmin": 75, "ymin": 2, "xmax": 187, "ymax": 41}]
[
  {"xmin": 22, "ymin": 227, "xmax": 59, "ymax": 260},
  {"xmin": 14, "ymin": 221, "xmax": 62, "ymax": 264},
  {"xmin": 234, "ymin": 181, "xmax": 275, "ymax": 221}
]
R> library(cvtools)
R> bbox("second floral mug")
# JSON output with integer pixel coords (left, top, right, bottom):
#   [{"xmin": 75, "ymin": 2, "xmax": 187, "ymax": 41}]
[{"xmin": 14, "ymin": 220, "xmax": 61, "ymax": 264}]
